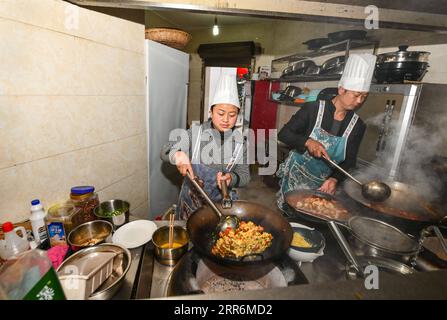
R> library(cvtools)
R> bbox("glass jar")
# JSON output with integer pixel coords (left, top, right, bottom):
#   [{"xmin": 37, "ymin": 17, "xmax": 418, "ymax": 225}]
[
  {"xmin": 46, "ymin": 203, "xmax": 82, "ymax": 247},
  {"xmin": 70, "ymin": 186, "xmax": 99, "ymax": 224}
]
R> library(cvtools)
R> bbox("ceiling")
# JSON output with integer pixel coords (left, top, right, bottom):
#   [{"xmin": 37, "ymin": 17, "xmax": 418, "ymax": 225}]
[
  {"xmin": 300, "ymin": 0, "xmax": 447, "ymax": 16},
  {"xmin": 148, "ymin": 10, "xmax": 278, "ymax": 31}
]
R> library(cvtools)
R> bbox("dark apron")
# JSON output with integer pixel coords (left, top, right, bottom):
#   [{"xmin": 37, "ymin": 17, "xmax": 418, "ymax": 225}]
[
  {"xmin": 276, "ymin": 100, "xmax": 359, "ymax": 209},
  {"xmin": 177, "ymin": 125, "xmax": 243, "ymax": 220}
]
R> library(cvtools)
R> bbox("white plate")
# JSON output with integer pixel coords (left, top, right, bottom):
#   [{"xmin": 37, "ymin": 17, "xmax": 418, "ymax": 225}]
[{"xmin": 112, "ymin": 220, "xmax": 158, "ymax": 249}]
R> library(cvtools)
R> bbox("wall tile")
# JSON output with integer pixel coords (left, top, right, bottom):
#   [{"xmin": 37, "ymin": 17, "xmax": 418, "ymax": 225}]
[
  {"xmin": 75, "ymin": 38, "xmax": 145, "ymax": 96},
  {"xmin": 132, "ymin": 201, "xmax": 149, "ymax": 220},
  {"xmin": 96, "ymin": 167, "xmax": 149, "ymax": 214},
  {"xmin": 0, "ymin": 19, "xmax": 78, "ymax": 96},
  {"xmin": 0, "ymin": 95, "xmax": 146, "ymax": 169},
  {"xmin": 0, "ymin": 134, "xmax": 147, "ymax": 222},
  {"xmin": 0, "ymin": 18, "xmax": 144, "ymax": 96},
  {"xmin": 0, "ymin": 0, "xmax": 144, "ymax": 54}
]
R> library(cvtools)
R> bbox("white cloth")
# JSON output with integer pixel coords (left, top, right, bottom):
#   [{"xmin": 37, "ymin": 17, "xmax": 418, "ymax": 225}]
[
  {"xmin": 338, "ymin": 53, "xmax": 377, "ymax": 92},
  {"xmin": 209, "ymin": 74, "xmax": 240, "ymax": 109}
]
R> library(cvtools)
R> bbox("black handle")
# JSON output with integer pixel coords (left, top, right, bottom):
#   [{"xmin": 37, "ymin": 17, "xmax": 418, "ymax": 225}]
[{"xmin": 398, "ymin": 45, "xmax": 409, "ymax": 52}]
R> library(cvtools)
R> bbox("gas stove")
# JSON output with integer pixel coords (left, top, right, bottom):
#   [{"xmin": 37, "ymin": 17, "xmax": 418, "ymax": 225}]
[{"xmin": 150, "ymin": 250, "xmax": 307, "ymax": 298}]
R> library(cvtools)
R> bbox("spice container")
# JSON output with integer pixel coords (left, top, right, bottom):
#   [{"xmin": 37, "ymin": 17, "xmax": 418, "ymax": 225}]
[
  {"xmin": 70, "ymin": 186, "xmax": 99, "ymax": 224},
  {"xmin": 46, "ymin": 203, "xmax": 82, "ymax": 247}
]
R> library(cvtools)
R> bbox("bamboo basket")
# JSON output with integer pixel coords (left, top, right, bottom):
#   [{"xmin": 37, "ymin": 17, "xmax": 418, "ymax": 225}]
[{"xmin": 145, "ymin": 28, "xmax": 192, "ymax": 50}]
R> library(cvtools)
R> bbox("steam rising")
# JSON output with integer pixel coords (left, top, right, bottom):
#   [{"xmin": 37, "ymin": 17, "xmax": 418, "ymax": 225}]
[{"xmin": 358, "ymin": 112, "xmax": 446, "ymax": 203}]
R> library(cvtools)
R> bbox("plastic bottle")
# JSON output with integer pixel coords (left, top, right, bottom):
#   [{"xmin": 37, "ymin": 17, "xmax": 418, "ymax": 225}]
[
  {"xmin": 30, "ymin": 199, "xmax": 48, "ymax": 243},
  {"xmin": 0, "ymin": 222, "xmax": 30, "ymax": 260},
  {"xmin": 0, "ymin": 249, "xmax": 66, "ymax": 300}
]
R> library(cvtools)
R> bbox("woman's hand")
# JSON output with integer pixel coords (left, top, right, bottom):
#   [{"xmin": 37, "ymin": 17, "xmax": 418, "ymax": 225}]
[
  {"xmin": 174, "ymin": 151, "xmax": 194, "ymax": 177},
  {"xmin": 216, "ymin": 172, "xmax": 232, "ymax": 190},
  {"xmin": 318, "ymin": 177, "xmax": 338, "ymax": 195},
  {"xmin": 305, "ymin": 138, "xmax": 329, "ymax": 159}
]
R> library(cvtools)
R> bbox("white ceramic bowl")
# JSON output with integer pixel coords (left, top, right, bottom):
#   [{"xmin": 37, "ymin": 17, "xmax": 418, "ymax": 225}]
[{"xmin": 287, "ymin": 222, "xmax": 325, "ymax": 263}]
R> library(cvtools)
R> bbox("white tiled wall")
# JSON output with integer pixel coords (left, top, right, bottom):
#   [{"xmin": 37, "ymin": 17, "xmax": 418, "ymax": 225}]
[{"xmin": 0, "ymin": 0, "xmax": 148, "ymax": 223}]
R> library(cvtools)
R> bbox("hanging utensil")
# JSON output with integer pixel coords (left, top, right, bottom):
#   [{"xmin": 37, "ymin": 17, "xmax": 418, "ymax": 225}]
[
  {"xmin": 186, "ymin": 172, "xmax": 240, "ymax": 232},
  {"xmin": 323, "ymin": 155, "xmax": 391, "ymax": 202}
]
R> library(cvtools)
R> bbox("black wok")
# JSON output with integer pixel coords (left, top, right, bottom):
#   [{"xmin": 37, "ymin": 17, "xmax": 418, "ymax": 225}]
[
  {"xmin": 284, "ymin": 189, "xmax": 356, "ymax": 224},
  {"xmin": 187, "ymin": 201, "xmax": 293, "ymax": 265}
]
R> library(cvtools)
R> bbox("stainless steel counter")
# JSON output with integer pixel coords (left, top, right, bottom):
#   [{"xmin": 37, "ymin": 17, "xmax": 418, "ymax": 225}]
[{"xmin": 112, "ymin": 218, "xmax": 447, "ymax": 299}]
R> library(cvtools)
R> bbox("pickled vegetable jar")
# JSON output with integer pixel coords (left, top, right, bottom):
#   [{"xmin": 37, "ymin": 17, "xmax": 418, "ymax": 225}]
[{"xmin": 70, "ymin": 186, "xmax": 99, "ymax": 224}]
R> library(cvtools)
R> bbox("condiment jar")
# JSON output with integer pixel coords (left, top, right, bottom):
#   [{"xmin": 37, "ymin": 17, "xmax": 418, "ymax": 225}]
[
  {"xmin": 70, "ymin": 186, "xmax": 99, "ymax": 224},
  {"xmin": 46, "ymin": 203, "xmax": 81, "ymax": 247}
]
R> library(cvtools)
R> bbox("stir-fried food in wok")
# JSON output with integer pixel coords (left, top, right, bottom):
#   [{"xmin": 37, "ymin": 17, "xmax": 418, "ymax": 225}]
[
  {"xmin": 295, "ymin": 195, "xmax": 350, "ymax": 220},
  {"xmin": 211, "ymin": 221, "xmax": 273, "ymax": 258}
]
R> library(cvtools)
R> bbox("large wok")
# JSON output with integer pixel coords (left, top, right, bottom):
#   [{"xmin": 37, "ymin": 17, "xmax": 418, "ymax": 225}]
[
  {"xmin": 284, "ymin": 189, "xmax": 356, "ymax": 224},
  {"xmin": 344, "ymin": 178, "xmax": 446, "ymax": 223},
  {"xmin": 187, "ymin": 201, "xmax": 293, "ymax": 265}
]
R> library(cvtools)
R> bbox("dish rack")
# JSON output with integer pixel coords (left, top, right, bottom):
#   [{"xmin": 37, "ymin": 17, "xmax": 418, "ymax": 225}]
[{"xmin": 58, "ymin": 251, "xmax": 117, "ymax": 300}]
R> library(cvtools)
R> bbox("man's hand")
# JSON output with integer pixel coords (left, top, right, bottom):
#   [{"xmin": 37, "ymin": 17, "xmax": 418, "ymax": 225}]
[
  {"xmin": 174, "ymin": 151, "xmax": 194, "ymax": 177},
  {"xmin": 305, "ymin": 138, "xmax": 329, "ymax": 159},
  {"xmin": 318, "ymin": 177, "xmax": 338, "ymax": 195},
  {"xmin": 216, "ymin": 172, "xmax": 232, "ymax": 190}
]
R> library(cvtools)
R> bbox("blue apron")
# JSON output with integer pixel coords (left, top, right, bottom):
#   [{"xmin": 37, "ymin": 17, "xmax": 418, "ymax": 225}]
[
  {"xmin": 177, "ymin": 125, "xmax": 244, "ymax": 220},
  {"xmin": 276, "ymin": 100, "xmax": 359, "ymax": 209}
]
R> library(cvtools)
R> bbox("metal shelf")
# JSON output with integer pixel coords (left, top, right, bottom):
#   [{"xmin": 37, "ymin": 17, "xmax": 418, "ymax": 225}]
[
  {"xmin": 268, "ymin": 99, "xmax": 304, "ymax": 107},
  {"xmin": 268, "ymin": 74, "xmax": 341, "ymax": 83},
  {"xmin": 272, "ymin": 39, "xmax": 379, "ymax": 64}
]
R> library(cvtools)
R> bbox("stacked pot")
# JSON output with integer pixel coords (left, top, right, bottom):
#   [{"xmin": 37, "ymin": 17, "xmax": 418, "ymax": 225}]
[{"xmin": 375, "ymin": 45, "xmax": 430, "ymax": 83}]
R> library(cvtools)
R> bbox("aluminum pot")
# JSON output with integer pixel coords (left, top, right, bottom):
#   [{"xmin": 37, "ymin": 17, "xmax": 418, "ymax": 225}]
[
  {"xmin": 347, "ymin": 216, "xmax": 421, "ymax": 264},
  {"xmin": 152, "ymin": 225, "xmax": 189, "ymax": 266}
]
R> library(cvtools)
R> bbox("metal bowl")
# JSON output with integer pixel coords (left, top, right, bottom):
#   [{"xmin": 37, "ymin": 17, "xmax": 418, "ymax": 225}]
[
  {"xmin": 57, "ymin": 243, "xmax": 131, "ymax": 300},
  {"xmin": 67, "ymin": 220, "xmax": 113, "ymax": 251},
  {"xmin": 152, "ymin": 226, "xmax": 189, "ymax": 266},
  {"xmin": 94, "ymin": 200, "xmax": 130, "ymax": 229}
]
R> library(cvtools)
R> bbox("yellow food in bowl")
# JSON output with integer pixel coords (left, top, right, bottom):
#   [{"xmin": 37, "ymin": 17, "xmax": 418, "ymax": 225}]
[
  {"xmin": 160, "ymin": 242, "xmax": 184, "ymax": 249},
  {"xmin": 292, "ymin": 232, "xmax": 311, "ymax": 248}
]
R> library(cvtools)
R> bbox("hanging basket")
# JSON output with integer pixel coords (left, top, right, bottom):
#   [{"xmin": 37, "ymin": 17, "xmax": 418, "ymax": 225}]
[{"xmin": 145, "ymin": 28, "xmax": 192, "ymax": 50}]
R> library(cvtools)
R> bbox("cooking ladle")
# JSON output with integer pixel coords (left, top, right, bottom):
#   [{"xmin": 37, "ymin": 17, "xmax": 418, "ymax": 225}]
[
  {"xmin": 186, "ymin": 172, "xmax": 240, "ymax": 232},
  {"xmin": 323, "ymin": 155, "xmax": 391, "ymax": 202}
]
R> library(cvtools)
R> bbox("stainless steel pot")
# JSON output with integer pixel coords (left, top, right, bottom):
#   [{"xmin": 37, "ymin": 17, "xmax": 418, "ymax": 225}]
[
  {"xmin": 347, "ymin": 216, "xmax": 420, "ymax": 263},
  {"xmin": 152, "ymin": 225, "xmax": 189, "ymax": 266},
  {"xmin": 292, "ymin": 60, "xmax": 316, "ymax": 75},
  {"xmin": 376, "ymin": 45, "xmax": 430, "ymax": 64},
  {"xmin": 320, "ymin": 56, "xmax": 345, "ymax": 74}
]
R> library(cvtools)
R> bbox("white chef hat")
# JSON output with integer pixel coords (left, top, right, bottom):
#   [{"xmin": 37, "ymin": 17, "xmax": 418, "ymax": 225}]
[
  {"xmin": 210, "ymin": 74, "xmax": 240, "ymax": 110},
  {"xmin": 338, "ymin": 53, "xmax": 377, "ymax": 92}
]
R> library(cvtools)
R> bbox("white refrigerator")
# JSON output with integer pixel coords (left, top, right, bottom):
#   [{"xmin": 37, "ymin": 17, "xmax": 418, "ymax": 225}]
[{"xmin": 145, "ymin": 40, "xmax": 189, "ymax": 218}]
